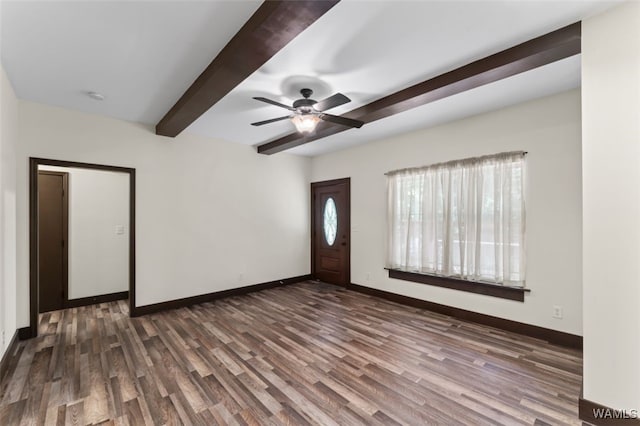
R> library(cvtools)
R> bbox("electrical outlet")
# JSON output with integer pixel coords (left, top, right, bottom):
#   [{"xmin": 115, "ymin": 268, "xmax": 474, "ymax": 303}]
[{"xmin": 553, "ymin": 305, "xmax": 563, "ymax": 319}]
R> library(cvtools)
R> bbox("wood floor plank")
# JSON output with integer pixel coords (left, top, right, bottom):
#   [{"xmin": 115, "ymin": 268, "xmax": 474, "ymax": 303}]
[
  {"xmin": 65, "ymin": 400, "xmax": 85, "ymax": 426},
  {"xmin": 0, "ymin": 281, "xmax": 583, "ymax": 425}
]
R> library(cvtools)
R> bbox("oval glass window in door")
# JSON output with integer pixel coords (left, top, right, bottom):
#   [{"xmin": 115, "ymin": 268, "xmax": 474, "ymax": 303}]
[{"xmin": 323, "ymin": 197, "xmax": 338, "ymax": 245}]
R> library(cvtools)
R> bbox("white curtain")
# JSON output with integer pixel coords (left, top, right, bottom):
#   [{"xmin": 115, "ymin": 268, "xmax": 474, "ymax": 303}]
[{"xmin": 386, "ymin": 152, "xmax": 526, "ymax": 286}]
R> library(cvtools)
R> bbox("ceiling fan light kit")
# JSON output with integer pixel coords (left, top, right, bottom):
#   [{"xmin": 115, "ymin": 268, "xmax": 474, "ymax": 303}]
[
  {"xmin": 291, "ymin": 112, "xmax": 321, "ymax": 133},
  {"xmin": 251, "ymin": 88, "xmax": 364, "ymax": 134}
]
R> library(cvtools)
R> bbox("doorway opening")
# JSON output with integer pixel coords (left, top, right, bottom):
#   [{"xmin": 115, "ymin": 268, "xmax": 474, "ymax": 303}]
[
  {"xmin": 311, "ymin": 178, "xmax": 350, "ymax": 286},
  {"xmin": 28, "ymin": 158, "xmax": 136, "ymax": 338}
]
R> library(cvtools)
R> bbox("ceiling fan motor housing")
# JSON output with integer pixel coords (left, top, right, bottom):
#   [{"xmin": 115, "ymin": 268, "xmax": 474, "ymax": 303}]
[{"xmin": 293, "ymin": 88, "xmax": 317, "ymax": 110}]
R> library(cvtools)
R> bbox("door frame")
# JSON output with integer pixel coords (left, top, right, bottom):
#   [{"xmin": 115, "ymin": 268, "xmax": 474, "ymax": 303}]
[
  {"xmin": 37, "ymin": 170, "xmax": 69, "ymax": 312},
  {"xmin": 310, "ymin": 177, "xmax": 351, "ymax": 285},
  {"xmin": 28, "ymin": 158, "xmax": 136, "ymax": 338}
]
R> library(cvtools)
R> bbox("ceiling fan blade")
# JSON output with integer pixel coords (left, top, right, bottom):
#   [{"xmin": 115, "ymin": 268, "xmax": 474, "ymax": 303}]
[
  {"xmin": 313, "ymin": 93, "xmax": 351, "ymax": 112},
  {"xmin": 251, "ymin": 115, "xmax": 291, "ymax": 126},
  {"xmin": 320, "ymin": 113, "xmax": 364, "ymax": 129},
  {"xmin": 253, "ymin": 97, "xmax": 295, "ymax": 111}
]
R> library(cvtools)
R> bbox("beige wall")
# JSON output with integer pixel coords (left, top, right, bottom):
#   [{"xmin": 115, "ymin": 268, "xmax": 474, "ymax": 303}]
[
  {"xmin": 1, "ymin": 65, "xmax": 18, "ymax": 357},
  {"xmin": 311, "ymin": 89, "xmax": 583, "ymax": 335},
  {"xmin": 16, "ymin": 101, "xmax": 311, "ymax": 325},
  {"xmin": 582, "ymin": 1, "xmax": 640, "ymax": 411}
]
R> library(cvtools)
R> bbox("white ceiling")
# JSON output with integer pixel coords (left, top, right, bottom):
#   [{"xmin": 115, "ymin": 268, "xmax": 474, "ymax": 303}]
[
  {"xmin": 288, "ymin": 54, "xmax": 582, "ymax": 156},
  {"xmin": 0, "ymin": 0, "xmax": 262, "ymax": 123},
  {"xmin": 1, "ymin": 0, "xmax": 621, "ymax": 156}
]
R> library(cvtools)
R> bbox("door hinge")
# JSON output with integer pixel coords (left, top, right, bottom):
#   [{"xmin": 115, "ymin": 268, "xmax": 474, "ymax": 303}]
[{"xmin": 61, "ymin": 239, "xmax": 64, "ymax": 248}]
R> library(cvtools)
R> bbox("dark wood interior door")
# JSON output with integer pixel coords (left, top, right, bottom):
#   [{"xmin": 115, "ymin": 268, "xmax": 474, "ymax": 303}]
[
  {"xmin": 38, "ymin": 171, "xmax": 68, "ymax": 313},
  {"xmin": 312, "ymin": 178, "xmax": 350, "ymax": 286}
]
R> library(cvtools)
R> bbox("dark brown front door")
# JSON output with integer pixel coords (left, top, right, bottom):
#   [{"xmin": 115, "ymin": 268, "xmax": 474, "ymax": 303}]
[
  {"xmin": 38, "ymin": 171, "xmax": 68, "ymax": 313},
  {"xmin": 312, "ymin": 178, "xmax": 350, "ymax": 286}
]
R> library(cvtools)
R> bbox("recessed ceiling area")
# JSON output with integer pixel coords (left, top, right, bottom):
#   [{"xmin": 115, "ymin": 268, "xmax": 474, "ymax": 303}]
[{"xmin": 1, "ymin": 0, "xmax": 621, "ymax": 156}]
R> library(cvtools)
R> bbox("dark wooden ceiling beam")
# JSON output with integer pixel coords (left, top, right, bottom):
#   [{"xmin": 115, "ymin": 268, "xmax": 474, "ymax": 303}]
[
  {"xmin": 257, "ymin": 21, "xmax": 581, "ymax": 155},
  {"xmin": 156, "ymin": 0, "xmax": 340, "ymax": 137}
]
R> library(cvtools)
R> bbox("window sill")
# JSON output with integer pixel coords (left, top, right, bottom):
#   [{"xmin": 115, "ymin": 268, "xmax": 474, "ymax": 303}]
[{"xmin": 386, "ymin": 269, "xmax": 530, "ymax": 302}]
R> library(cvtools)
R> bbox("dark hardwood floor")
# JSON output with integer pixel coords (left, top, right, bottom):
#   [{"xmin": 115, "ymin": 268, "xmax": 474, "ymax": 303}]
[{"xmin": 0, "ymin": 281, "xmax": 583, "ymax": 425}]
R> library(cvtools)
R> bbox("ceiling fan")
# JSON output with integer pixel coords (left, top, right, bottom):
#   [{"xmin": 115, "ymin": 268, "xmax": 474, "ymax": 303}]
[{"xmin": 251, "ymin": 88, "xmax": 364, "ymax": 134}]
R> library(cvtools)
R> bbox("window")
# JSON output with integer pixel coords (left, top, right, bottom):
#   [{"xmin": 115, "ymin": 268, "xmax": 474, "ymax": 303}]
[
  {"xmin": 386, "ymin": 151, "xmax": 526, "ymax": 286},
  {"xmin": 323, "ymin": 197, "xmax": 338, "ymax": 245}
]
